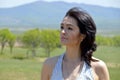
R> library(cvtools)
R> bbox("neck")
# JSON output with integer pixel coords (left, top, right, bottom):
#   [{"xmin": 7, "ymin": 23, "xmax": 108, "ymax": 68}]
[{"xmin": 65, "ymin": 45, "xmax": 81, "ymax": 62}]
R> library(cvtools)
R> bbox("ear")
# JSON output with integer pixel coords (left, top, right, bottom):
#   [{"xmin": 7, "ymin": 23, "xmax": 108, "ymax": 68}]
[{"xmin": 80, "ymin": 34, "xmax": 86, "ymax": 41}]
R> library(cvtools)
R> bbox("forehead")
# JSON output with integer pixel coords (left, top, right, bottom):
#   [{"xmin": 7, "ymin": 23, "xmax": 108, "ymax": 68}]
[{"xmin": 61, "ymin": 16, "xmax": 78, "ymax": 26}]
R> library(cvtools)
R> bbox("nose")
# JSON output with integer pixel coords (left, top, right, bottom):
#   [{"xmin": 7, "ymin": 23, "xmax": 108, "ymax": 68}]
[{"xmin": 61, "ymin": 29, "xmax": 65, "ymax": 34}]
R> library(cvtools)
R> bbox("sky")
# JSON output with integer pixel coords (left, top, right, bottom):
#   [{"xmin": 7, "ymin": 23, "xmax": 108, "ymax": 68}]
[{"xmin": 0, "ymin": 0, "xmax": 120, "ymax": 8}]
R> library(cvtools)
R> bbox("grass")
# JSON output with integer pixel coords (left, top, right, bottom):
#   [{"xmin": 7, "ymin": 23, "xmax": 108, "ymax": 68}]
[
  {"xmin": 0, "ymin": 46, "xmax": 120, "ymax": 80},
  {"xmin": 93, "ymin": 46, "xmax": 120, "ymax": 80},
  {"xmin": 0, "ymin": 59, "xmax": 42, "ymax": 80}
]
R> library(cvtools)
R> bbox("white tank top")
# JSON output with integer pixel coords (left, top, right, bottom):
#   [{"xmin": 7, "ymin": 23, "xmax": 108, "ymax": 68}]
[{"xmin": 50, "ymin": 54, "xmax": 94, "ymax": 80}]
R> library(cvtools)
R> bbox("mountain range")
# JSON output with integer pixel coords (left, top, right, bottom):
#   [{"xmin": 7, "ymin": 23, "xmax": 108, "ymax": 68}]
[{"xmin": 0, "ymin": 1, "xmax": 120, "ymax": 33}]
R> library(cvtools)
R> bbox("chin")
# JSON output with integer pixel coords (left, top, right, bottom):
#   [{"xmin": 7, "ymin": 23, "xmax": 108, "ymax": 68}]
[{"xmin": 61, "ymin": 42, "xmax": 69, "ymax": 46}]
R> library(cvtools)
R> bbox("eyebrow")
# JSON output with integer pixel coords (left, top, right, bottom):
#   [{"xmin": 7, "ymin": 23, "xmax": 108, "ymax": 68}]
[{"xmin": 61, "ymin": 23, "xmax": 75, "ymax": 27}]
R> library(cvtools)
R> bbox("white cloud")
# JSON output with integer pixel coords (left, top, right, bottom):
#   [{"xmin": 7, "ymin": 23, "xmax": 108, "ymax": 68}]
[
  {"xmin": 44, "ymin": 0, "xmax": 120, "ymax": 8},
  {"xmin": 0, "ymin": 0, "xmax": 120, "ymax": 8},
  {"xmin": 0, "ymin": 0, "xmax": 39, "ymax": 8}
]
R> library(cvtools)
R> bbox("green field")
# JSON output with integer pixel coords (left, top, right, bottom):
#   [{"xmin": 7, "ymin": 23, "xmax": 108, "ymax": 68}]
[{"xmin": 0, "ymin": 46, "xmax": 119, "ymax": 80}]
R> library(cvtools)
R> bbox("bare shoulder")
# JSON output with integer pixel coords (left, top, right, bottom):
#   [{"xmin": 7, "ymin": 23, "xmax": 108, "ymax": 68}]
[
  {"xmin": 44, "ymin": 56, "xmax": 59, "ymax": 68},
  {"xmin": 41, "ymin": 56, "xmax": 60, "ymax": 80},
  {"xmin": 91, "ymin": 57, "xmax": 110, "ymax": 80},
  {"xmin": 91, "ymin": 57, "xmax": 107, "ymax": 69}
]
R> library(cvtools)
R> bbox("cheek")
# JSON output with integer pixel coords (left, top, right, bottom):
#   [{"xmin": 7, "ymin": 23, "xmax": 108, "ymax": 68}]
[{"xmin": 69, "ymin": 32, "xmax": 80, "ymax": 41}]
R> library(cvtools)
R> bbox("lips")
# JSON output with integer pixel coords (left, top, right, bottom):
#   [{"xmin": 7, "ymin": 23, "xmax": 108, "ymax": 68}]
[{"xmin": 61, "ymin": 36, "xmax": 67, "ymax": 41}]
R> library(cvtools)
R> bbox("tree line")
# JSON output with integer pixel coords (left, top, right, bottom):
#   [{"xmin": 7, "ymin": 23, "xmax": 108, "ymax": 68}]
[
  {"xmin": 0, "ymin": 28, "xmax": 120, "ymax": 57},
  {"xmin": 0, "ymin": 28, "xmax": 60, "ymax": 57},
  {"xmin": 96, "ymin": 35, "xmax": 120, "ymax": 46}
]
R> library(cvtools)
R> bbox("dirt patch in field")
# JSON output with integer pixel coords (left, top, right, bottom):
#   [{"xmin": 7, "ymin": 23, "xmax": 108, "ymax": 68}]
[{"xmin": 107, "ymin": 63, "xmax": 120, "ymax": 68}]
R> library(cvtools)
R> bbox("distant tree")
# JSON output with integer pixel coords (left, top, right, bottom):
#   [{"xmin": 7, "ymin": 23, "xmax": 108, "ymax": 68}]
[
  {"xmin": 0, "ymin": 29, "xmax": 10, "ymax": 54},
  {"xmin": 40, "ymin": 30, "xmax": 60, "ymax": 57},
  {"xmin": 113, "ymin": 35, "xmax": 120, "ymax": 46},
  {"xmin": 7, "ymin": 33, "xmax": 16, "ymax": 54},
  {"xmin": 54, "ymin": 30, "xmax": 61, "ymax": 48},
  {"xmin": 21, "ymin": 28, "xmax": 41, "ymax": 57},
  {"xmin": 96, "ymin": 35, "xmax": 114, "ymax": 46}
]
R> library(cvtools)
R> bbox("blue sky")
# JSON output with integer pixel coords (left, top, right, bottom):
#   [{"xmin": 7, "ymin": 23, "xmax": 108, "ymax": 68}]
[{"xmin": 0, "ymin": 0, "xmax": 120, "ymax": 8}]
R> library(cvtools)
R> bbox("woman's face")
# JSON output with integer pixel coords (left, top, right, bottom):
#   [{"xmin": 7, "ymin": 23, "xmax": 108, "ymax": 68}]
[{"xmin": 60, "ymin": 16, "xmax": 84, "ymax": 46}]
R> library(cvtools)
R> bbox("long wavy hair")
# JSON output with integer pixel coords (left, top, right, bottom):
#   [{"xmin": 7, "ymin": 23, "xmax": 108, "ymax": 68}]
[{"xmin": 65, "ymin": 7, "xmax": 97, "ymax": 66}]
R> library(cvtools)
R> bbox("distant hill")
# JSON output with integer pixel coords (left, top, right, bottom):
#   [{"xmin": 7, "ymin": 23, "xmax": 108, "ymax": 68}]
[{"xmin": 0, "ymin": 1, "xmax": 120, "ymax": 34}]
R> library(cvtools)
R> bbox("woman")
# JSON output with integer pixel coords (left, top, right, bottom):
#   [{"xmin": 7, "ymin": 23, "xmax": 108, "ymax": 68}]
[{"xmin": 41, "ymin": 7, "xmax": 109, "ymax": 80}]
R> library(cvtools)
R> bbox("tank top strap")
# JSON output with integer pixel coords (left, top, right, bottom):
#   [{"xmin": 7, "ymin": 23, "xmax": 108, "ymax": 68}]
[
  {"xmin": 50, "ymin": 54, "xmax": 64, "ymax": 80},
  {"xmin": 77, "ymin": 61, "xmax": 94, "ymax": 80}
]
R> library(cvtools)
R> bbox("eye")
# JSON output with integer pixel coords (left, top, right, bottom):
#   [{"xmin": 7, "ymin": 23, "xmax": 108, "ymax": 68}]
[
  {"xmin": 60, "ymin": 26, "xmax": 64, "ymax": 30},
  {"xmin": 68, "ymin": 27, "xmax": 73, "ymax": 30}
]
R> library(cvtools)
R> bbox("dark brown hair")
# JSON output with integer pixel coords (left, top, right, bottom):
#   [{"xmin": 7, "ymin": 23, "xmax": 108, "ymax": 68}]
[{"xmin": 65, "ymin": 7, "xmax": 97, "ymax": 66}]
